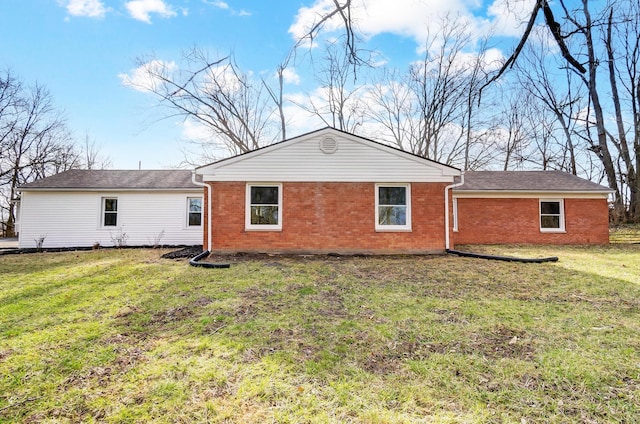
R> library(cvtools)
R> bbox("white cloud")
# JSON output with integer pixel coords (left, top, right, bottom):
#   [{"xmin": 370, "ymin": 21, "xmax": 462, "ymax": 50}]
[
  {"xmin": 125, "ymin": 0, "xmax": 177, "ymax": 23},
  {"xmin": 118, "ymin": 60, "xmax": 177, "ymax": 92},
  {"xmin": 203, "ymin": 0, "xmax": 252, "ymax": 16},
  {"xmin": 487, "ymin": 0, "xmax": 536, "ymax": 37},
  {"xmin": 288, "ymin": 0, "xmax": 534, "ymax": 54},
  {"xmin": 62, "ymin": 0, "xmax": 107, "ymax": 18},
  {"xmin": 181, "ymin": 118, "xmax": 213, "ymax": 142},
  {"xmin": 282, "ymin": 68, "xmax": 301, "ymax": 85},
  {"xmin": 211, "ymin": 1, "xmax": 229, "ymax": 9},
  {"xmin": 289, "ymin": 0, "xmax": 479, "ymax": 46}
]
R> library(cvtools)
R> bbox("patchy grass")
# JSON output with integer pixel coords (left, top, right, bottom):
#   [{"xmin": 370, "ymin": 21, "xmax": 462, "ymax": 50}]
[
  {"xmin": 610, "ymin": 224, "xmax": 640, "ymax": 244},
  {"xmin": 1, "ymin": 247, "xmax": 639, "ymax": 423}
]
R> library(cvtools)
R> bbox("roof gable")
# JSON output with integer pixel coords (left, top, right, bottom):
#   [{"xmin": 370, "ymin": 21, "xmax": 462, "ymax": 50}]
[
  {"xmin": 19, "ymin": 169, "xmax": 201, "ymax": 191},
  {"xmin": 196, "ymin": 127, "xmax": 460, "ymax": 182}
]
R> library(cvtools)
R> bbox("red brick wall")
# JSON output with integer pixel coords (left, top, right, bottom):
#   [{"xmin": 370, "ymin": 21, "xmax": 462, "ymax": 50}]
[
  {"xmin": 453, "ymin": 197, "xmax": 609, "ymax": 245},
  {"xmin": 204, "ymin": 182, "xmax": 450, "ymax": 254}
]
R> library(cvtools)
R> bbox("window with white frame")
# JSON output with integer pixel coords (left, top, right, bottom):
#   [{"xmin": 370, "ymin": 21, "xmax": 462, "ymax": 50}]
[
  {"xmin": 246, "ymin": 184, "xmax": 282, "ymax": 230},
  {"xmin": 102, "ymin": 197, "xmax": 118, "ymax": 227},
  {"xmin": 375, "ymin": 184, "xmax": 411, "ymax": 231},
  {"xmin": 540, "ymin": 199, "xmax": 565, "ymax": 232},
  {"xmin": 187, "ymin": 197, "xmax": 202, "ymax": 226}
]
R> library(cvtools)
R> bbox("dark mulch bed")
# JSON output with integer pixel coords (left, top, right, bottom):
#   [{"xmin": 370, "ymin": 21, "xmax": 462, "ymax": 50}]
[{"xmin": 161, "ymin": 246, "xmax": 203, "ymax": 259}]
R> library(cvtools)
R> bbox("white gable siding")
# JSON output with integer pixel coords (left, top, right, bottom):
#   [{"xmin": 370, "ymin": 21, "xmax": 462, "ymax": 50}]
[
  {"xmin": 18, "ymin": 191, "xmax": 202, "ymax": 249},
  {"xmin": 199, "ymin": 131, "xmax": 459, "ymax": 182}
]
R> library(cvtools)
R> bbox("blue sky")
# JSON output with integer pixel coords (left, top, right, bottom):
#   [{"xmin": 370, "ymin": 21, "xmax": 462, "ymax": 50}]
[{"xmin": 0, "ymin": 0, "xmax": 530, "ymax": 169}]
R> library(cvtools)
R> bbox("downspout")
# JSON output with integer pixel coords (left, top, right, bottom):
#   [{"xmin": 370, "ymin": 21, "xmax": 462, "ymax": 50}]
[
  {"xmin": 191, "ymin": 172, "xmax": 212, "ymax": 252},
  {"xmin": 444, "ymin": 172, "xmax": 464, "ymax": 251}
]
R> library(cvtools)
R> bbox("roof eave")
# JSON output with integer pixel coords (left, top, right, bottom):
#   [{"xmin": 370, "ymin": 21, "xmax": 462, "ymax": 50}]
[
  {"xmin": 19, "ymin": 187, "xmax": 203, "ymax": 192},
  {"xmin": 452, "ymin": 189, "xmax": 613, "ymax": 198}
]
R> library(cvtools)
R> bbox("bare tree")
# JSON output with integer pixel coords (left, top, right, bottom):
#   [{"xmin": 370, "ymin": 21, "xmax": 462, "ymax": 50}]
[
  {"xmin": 292, "ymin": 40, "xmax": 367, "ymax": 133},
  {"xmin": 515, "ymin": 30, "xmax": 589, "ymax": 176},
  {"xmin": 126, "ymin": 49, "xmax": 279, "ymax": 159},
  {"xmin": 366, "ymin": 68, "xmax": 415, "ymax": 151},
  {"xmin": 366, "ymin": 17, "xmax": 498, "ymax": 168},
  {"xmin": 80, "ymin": 133, "xmax": 112, "ymax": 170},
  {"xmin": 604, "ymin": 0, "xmax": 640, "ymax": 220},
  {"xmin": 0, "ymin": 71, "xmax": 74, "ymax": 237}
]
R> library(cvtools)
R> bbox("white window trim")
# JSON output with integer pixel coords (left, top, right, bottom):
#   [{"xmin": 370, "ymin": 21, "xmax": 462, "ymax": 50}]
[
  {"xmin": 452, "ymin": 197, "xmax": 459, "ymax": 232},
  {"xmin": 539, "ymin": 198, "xmax": 566, "ymax": 233},
  {"xmin": 245, "ymin": 183, "xmax": 283, "ymax": 231},
  {"xmin": 186, "ymin": 196, "xmax": 203, "ymax": 227},
  {"xmin": 101, "ymin": 197, "xmax": 119, "ymax": 228},
  {"xmin": 375, "ymin": 183, "xmax": 412, "ymax": 232}
]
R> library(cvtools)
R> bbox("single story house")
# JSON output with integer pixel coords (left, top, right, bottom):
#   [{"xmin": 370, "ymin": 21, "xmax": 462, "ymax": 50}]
[
  {"xmin": 16, "ymin": 128, "xmax": 612, "ymax": 252},
  {"xmin": 452, "ymin": 171, "xmax": 612, "ymax": 245},
  {"xmin": 194, "ymin": 127, "xmax": 612, "ymax": 254},
  {"xmin": 17, "ymin": 169, "xmax": 203, "ymax": 249}
]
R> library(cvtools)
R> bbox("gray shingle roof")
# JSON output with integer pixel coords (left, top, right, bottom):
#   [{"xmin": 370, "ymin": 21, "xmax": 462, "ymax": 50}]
[
  {"xmin": 19, "ymin": 169, "xmax": 201, "ymax": 190},
  {"xmin": 454, "ymin": 171, "xmax": 612, "ymax": 192}
]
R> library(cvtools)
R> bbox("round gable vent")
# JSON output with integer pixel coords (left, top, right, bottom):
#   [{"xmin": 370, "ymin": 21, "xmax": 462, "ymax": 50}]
[{"xmin": 320, "ymin": 137, "xmax": 338, "ymax": 154}]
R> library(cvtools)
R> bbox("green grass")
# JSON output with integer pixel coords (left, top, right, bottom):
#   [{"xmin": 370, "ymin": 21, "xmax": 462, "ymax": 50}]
[{"xmin": 1, "ymin": 246, "xmax": 639, "ymax": 423}]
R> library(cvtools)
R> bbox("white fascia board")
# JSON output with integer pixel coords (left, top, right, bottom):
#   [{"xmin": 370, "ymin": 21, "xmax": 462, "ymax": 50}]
[
  {"xmin": 452, "ymin": 190, "xmax": 611, "ymax": 199},
  {"xmin": 202, "ymin": 175, "xmax": 456, "ymax": 183},
  {"xmin": 19, "ymin": 188, "xmax": 203, "ymax": 193}
]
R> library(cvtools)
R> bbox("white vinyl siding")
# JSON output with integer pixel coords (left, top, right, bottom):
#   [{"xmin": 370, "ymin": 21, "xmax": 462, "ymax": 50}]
[
  {"xmin": 375, "ymin": 184, "xmax": 411, "ymax": 232},
  {"xmin": 199, "ymin": 131, "xmax": 459, "ymax": 183},
  {"xmin": 18, "ymin": 191, "xmax": 202, "ymax": 248}
]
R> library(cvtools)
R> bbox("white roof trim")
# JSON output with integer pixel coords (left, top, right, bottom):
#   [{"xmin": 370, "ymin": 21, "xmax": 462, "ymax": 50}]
[
  {"xmin": 19, "ymin": 188, "xmax": 203, "ymax": 193},
  {"xmin": 453, "ymin": 190, "xmax": 611, "ymax": 199}
]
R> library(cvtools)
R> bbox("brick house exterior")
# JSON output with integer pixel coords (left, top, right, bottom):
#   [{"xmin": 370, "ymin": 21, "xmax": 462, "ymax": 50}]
[
  {"xmin": 452, "ymin": 171, "xmax": 612, "ymax": 245},
  {"xmin": 17, "ymin": 131, "xmax": 612, "ymax": 252},
  {"xmin": 195, "ymin": 130, "xmax": 613, "ymax": 253},
  {"xmin": 195, "ymin": 128, "xmax": 461, "ymax": 254}
]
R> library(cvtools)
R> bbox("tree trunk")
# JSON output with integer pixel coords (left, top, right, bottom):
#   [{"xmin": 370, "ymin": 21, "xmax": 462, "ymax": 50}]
[{"xmin": 583, "ymin": 0, "xmax": 621, "ymax": 206}]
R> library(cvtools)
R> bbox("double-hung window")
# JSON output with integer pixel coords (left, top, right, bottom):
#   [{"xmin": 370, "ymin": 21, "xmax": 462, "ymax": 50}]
[
  {"xmin": 540, "ymin": 199, "xmax": 565, "ymax": 232},
  {"xmin": 187, "ymin": 197, "xmax": 202, "ymax": 226},
  {"xmin": 102, "ymin": 197, "xmax": 118, "ymax": 227},
  {"xmin": 375, "ymin": 184, "xmax": 411, "ymax": 231},
  {"xmin": 246, "ymin": 184, "xmax": 282, "ymax": 230}
]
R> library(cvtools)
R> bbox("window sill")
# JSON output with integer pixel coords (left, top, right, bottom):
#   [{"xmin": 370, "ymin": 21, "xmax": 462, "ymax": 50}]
[
  {"xmin": 375, "ymin": 228, "xmax": 412, "ymax": 233},
  {"xmin": 245, "ymin": 227, "xmax": 282, "ymax": 232},
  {"xmin": 540, "ymin": 229, "xmax": 566, "ymax": 234}
]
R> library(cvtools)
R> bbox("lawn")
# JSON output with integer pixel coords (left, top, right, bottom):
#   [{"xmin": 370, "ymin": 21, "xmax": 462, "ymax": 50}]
[{"xmin": 1, "ymin": 246, "xmax": 639, "ymax": 423}]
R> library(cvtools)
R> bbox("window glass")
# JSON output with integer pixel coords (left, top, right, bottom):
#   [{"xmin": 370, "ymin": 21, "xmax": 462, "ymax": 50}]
[
  {"xmin": 378, "ymin": 186, "xmax": 407, "ymax": 226},
  {"xmin": 247, "ymin": 185, "xmax": 281, "ymax": 229},
  {"xmin": 188, "ymin": 197, "xmax": 202, "ymax": 226},
  {"xmin": 540, "ymin": 201, "xmax": 560, "ymax": 215},
  {"xmin": 379, "ymin": 187, "xmax": 406, "ymax": 206},
  {"xmin": 103, "ymin": 198, "xmax": 117, "ymax": 227},
  {"xmin": 376, "ymin": 185, "xmax": 410, "ymax": 230},
  {"xmin": 540, "ymin": 200, "xmax": 562, "ymax": 230},
  {"xmin": 251, "ymin": 205, "xmax": 279, "ymax": 225},
  {"xmin": 251, "ymin": 186, "xmax": 279, "ymax": 205}
]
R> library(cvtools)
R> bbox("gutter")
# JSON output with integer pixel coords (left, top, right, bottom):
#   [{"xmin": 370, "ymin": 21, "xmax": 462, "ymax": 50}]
[
  {"xmin": 444, "ymin": 172, "xmax": 465, "ymax": 250},
  {"xmin": 191, "ymin": 172, "xmax": 212, "ymax": 252}
]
